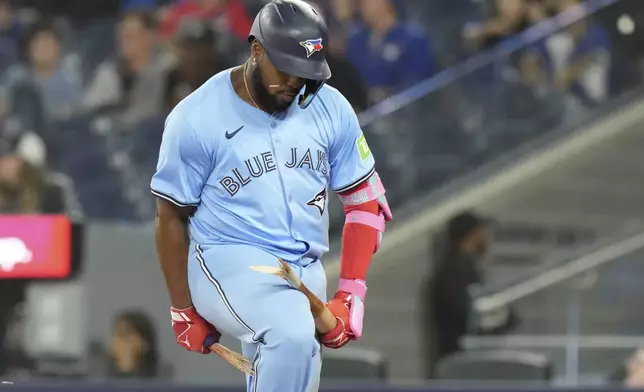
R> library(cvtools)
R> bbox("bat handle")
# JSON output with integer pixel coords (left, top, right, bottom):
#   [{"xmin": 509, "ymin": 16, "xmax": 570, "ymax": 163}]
[
  {"xmin": 204, "ymin": 335, "xmax": 255, "ymax": 376},
  {"xmin": 204, "ymin": 334, "xmax": 219, "ymax": 347},
  {"xmin": 208, "ymin": 342, "xmax": 256, "ymax": 376}
]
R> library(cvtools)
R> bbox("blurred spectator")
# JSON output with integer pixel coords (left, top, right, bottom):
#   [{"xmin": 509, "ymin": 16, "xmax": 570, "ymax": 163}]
[
  {"xmin": 610, "ymin": 348, "xmax": 644, "ymax": 387},
  {"xmin": 82, "ymin": 11, "xmax": 172, "ymax": 125},
  {"xmin": 518, "ymin": 0, "xmax": 612, "ymax": 116},
  {"xmin": 325, "ymin": 52, "xmax": 369, "ymax": 112},
  {"xmin": 328, "ymin": 0, "xmax": 356, "ymax": 27},
  {"xmin": 421, "ymin": 211, "xmax": 490, "ymax": 377},
  {"xmin": 549, "ymin": 18, "xmax": 611, "ymax": 113},
  {"xmin": 625, "ymin": 354, "xmax": 644, "ymax": 388},
  {"xmin": 317, "ymin": 0, "xmax": 358, "ymax": 30},
  {"xmin": 0, "ymin": 134, "xmax": 64, "ymax": 214},
  {"xmin": 462, "ymin": 0, "xmax": 543, "ymax": 51},
  {"xmin": 158, "ymin": 0, "xmax": 253, "ymax": 42},
  {"xmin": 164, "ymin": 20, "xmax": 224, "ymax": 112},
  {"xmin": 499, "ymin": 46, "xmax": 564, "ymax": 127},
  {"xmin": 107, "ymin": 310, "xmax": 160, "ymax": 379},
  {"xmin": 0, "ymin": 20, "xmax": 82, "ymax": 124},
  {"xmin": 345, "ymin": 0, "xmax": 436, "ymax": 104},
  {"xmin": 307, "ymin": 0, "xmax": 368, "ymax": 112},
  {"xmin": 458, "ymin": 0, "xmax": 550, "ymax": 123},
  {"xmin": 0, "ymin": 0, "xmax": 22, "ymax": 74}
]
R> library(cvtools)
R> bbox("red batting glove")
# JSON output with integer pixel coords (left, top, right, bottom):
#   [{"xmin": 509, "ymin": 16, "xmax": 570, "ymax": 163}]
[
  {"xmin": 170, "ymin": 306, "xmax": 220, "ymax": 354},
  {"xmin": 320, "ymin": 291, "xmax": 353, "ymax": 349}
]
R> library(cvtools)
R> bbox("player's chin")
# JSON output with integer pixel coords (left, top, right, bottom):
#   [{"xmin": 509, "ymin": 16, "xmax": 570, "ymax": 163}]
[{"xmin": 274, "ymin": 96, "xmax": 295, "ymax": 111}]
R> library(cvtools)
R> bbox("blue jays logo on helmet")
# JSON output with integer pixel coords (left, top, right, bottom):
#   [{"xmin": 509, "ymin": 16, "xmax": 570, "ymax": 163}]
[{"xmin": 299, "ymin": 38, "xmax": 324, "ymax": 58}]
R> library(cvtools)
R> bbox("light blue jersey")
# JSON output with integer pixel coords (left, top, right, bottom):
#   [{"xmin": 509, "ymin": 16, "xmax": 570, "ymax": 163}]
[{"xmin": 151, "ymin": 68, "xmax": 375, "ymax": 264}]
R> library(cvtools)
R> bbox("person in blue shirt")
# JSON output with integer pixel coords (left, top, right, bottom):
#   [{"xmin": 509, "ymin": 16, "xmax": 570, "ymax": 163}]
[
  {"xmin": 554, "ymin": 19, "xmax": 611, "ymax": 107},
  {"xmin": 345, "ymin": 0, "xmax": 436, "ymax": 103}
]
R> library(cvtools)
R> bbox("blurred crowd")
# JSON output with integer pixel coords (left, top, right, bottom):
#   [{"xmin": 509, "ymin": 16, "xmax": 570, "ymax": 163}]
[
  {"xmin": 2, "ymin": 0, "xmax": 643, "ymax": 223},
  {"xmin": 2, "ymin": 0, "xmax": 644, "ymax": 385}
]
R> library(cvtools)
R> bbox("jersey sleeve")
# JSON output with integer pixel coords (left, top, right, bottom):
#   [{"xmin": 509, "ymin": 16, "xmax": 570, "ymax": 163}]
[
  {"xmin": 328, "ymin": 93, "xmax": 376, "ymax": 193},
  {"xmin": 150, "ymin": 112, "xmax": 213, "ymax": 207}
]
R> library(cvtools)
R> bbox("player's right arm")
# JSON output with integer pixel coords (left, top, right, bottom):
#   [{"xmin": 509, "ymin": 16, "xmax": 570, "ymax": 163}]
[
  {"xmin": 151, "ymin": 111, "xmax": 218, "ymax": 354},
  {"xmin": 154, "ymin": 199, "xmax": 194, "ymax": 309}
]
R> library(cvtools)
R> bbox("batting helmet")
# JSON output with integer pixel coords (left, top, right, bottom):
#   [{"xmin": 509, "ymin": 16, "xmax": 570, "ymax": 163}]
[{"xmin": 248, "ymin": 0, "xmax": 331, "ymax": 108}]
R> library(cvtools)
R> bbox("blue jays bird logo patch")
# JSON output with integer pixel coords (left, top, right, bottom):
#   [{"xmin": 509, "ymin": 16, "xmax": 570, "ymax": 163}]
[
  {"xmin": 299, "ymin": 38, "xmax": 324, "ymax": 58},
  {"xmin": 306, "ymin": 187, "xmax": 327, "ymax": 216}
]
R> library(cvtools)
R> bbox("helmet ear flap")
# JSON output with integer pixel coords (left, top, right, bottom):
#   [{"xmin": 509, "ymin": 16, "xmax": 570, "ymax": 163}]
[{"xmin": 298, "ymin": 80, "xmax": 325, "ymax": 109}]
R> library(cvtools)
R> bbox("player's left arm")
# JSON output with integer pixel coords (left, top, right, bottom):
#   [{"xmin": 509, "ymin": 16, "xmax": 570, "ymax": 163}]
[{"xmin": 320, "ymin": 92, "xmax": 392, "ymax": 349}]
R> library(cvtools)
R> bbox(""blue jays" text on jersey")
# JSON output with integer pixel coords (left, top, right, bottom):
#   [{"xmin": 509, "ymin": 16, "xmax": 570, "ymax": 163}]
[{"xmin": 150, "ymin": 68, "xmax": 375, "ymax": 263}]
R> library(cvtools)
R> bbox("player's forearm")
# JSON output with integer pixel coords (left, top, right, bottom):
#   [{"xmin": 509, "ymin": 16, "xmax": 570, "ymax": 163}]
[
  {"xmin": 155, "ymin": 213, "xmax": 192, "ymax": 308},
  {"xmin": 338, "ymin": 179, "xmax": 381, "ymax": 281},
  {"xmin": 339, "ymin": 201, "xmax": 379, "ymax": 280}
]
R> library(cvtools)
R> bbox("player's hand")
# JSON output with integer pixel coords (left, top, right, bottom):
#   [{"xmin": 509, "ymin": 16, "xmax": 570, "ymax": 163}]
[
  {"xmin": 320, "ymin": 290, "xmax": 362, "ymax": 349},
  {"xmin": 170, "ymin": 306, "xmax": 220, "ymax": 354}
]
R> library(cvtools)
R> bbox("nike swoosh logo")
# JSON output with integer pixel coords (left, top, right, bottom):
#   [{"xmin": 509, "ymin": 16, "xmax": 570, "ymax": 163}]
[{"xmin": 225, "ymin": 126, "xmax": 244, "ymax": 139}]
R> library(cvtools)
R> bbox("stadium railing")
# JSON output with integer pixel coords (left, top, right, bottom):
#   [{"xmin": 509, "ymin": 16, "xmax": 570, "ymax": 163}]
[{"xmin": 468, "ymin": 229, "xmax": 644, "ymax": 383}]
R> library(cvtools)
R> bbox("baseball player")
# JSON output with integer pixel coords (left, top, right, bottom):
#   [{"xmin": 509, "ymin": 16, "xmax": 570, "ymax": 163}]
[{"xmin": 151, "ymin": 1, "xmax": 392, "ymax": 391}]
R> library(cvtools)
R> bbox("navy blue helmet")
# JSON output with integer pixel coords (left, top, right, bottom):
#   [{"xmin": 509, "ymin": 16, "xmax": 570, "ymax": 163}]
[{"xmin": 249, "ymin": 0, "xmax": 332, "ymax": 108}]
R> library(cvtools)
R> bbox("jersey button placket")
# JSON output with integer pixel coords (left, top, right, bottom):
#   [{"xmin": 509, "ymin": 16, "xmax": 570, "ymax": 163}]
[{"xmin": 266, "ymin": 122, "xmax": 297, "ymax": 236}]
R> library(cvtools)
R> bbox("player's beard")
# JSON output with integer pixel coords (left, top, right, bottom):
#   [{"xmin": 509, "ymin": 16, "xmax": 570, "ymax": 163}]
[{"xmin": 251, "ymin": 65, "xmax": 293, "ymax": 113}]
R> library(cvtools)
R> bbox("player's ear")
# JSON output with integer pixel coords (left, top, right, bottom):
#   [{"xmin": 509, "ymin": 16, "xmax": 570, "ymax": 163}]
[{"xmin": 251, "ymin": 40, "xmax": 262, "ymax": 64}]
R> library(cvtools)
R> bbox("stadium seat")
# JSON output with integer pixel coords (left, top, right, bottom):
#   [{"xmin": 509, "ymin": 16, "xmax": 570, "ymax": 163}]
[
  {"xmin": 321, "ymin": 347, "xmax": 388, "ymax": 381},
  {"xmin": 435, "ymin": 350, "xmax": 553, "ymax": 382},
  {"xmin": 23, "ymin": 282, "xmax": 87, "ymax": 364}
]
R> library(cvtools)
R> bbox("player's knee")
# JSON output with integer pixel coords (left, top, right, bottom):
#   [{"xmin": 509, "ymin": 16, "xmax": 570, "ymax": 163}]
[{"xmin": 268, "ymin": 322, "xmax": 319, "ymax": 359}]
